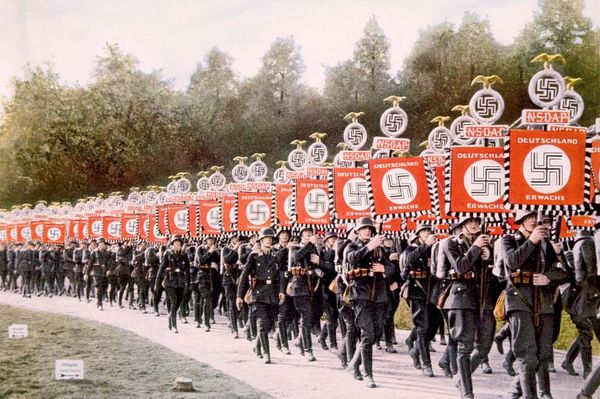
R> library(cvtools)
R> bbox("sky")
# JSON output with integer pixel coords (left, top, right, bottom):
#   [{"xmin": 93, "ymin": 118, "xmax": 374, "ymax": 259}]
[{"xmin": 0, "ymin": 0, "xmax": 599, "ymax": 99}]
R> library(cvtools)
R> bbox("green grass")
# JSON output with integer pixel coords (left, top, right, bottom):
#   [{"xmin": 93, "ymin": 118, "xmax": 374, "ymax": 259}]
[
  {"xmin": 0, "ymin": 304, "xmax": 271, "ymax": 399},
  {"xmin": 393, "ymin": 300, "xmax": 600, "ymax": 355}
]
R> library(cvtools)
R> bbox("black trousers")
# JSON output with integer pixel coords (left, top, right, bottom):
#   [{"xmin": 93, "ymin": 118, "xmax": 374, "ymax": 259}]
[
  {"xmin": 224, "ymin": 284, "xmax": 239, "ymax": 332},
  {"xmin": 93, "ymin": 275, "xmax": 106, "ymax": 307},
  {"xmin": 166, "ymin": 286, "xmax": 185, "ymax": 330},
  {"xmin": 252, "ymin": 302, "xmax": 278, "ymax": 334},
  {"xmin": 448, "ymin": 309, "xmax": 475, "ymax": 396},
  {"xmin": 508, "ymin": 311, "xmax": 554, "ymax": 398}
]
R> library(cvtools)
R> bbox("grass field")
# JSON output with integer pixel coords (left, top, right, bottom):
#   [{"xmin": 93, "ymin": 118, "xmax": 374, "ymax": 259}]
[
  {"xmin": 0, "ymin": 304, "xmax": 271, "ymax": 399},
  {"xmin": 394, "ymin": 300, "xmax": 600, "ymax": 355}
]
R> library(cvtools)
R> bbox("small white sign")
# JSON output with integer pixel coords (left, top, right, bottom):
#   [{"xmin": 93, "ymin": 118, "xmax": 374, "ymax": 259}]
[
  {"xmin": 55, "ymin": 359, "xmax": 84, "ymax": 380},
  {"xmin": 8, "ymin": 324, "xmax": 28, "ymax": 339}
]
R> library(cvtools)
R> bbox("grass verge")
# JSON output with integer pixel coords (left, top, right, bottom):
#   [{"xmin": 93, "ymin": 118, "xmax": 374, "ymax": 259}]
[{"xmin": 0, "ymin": 304, "xmax": 271, "ymax": 399}]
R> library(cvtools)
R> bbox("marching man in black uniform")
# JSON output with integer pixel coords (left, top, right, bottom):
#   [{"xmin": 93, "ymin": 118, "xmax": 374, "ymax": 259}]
[
  {"xmin": 286, "ymin": 227, "xmax": 321, "ymax": 362},
  {"xmin": 402, "ymin": 223, "xmax": 437, "ymax": 377},
  {"xmin": 155, "ymin": 235, "xmax": 191, "ymax": 333},
  {"xmin": 89, "ymin": 238, "xmax": 114, "ymax": 310},
  {"xmin": 501, "ymin": 210, "xmax": 567, "ymax": 399},
  {"xmin": 438, "ymin": 216, "xmax": 491, "ymax": 399},
  {"xmin": 221, "ymin": 235, "xmax": 241, "ymax": 338},
  {"xmin": 236, "ymin": 227, "xmax": 285, "ymax": 364},
  {"xmin": 345, "ymin": 217, "xmax": 396, "ymax": 388}
]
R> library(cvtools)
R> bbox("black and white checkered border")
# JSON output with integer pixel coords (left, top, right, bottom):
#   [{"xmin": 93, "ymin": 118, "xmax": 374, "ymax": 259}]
[
  {"xmin": 443, "ymin": 147, "xmax": 504, "ymax": 222},
  {"xmin": 233, "ymin": 194, "xmax": 240, "ymax": 231},
  {"xmin": 364, "ymin": 161, "xmax": 438, "ymax": 222},
  {"xmin": 503, "ymin": 133, "xmax": 593, "ymax": 214},
  {"xmin": 290, "ymin": 182, "xmax": 298, "ymax": 224}
]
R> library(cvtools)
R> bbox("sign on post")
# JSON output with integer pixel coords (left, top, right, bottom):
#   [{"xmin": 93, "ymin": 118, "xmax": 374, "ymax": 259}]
[
  {"xmin": 55, "ymin": 360, "xmax": 84, "ymax": 380},
  {"xmin": 8, "ymin": 324, "xmax": 28, "ymax": 338}
]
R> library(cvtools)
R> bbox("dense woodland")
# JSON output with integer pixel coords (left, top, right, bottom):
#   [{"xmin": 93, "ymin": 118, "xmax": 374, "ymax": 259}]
[{"xmin": 0, "ymin": 0, "xmax": 598, "ymax": 206}]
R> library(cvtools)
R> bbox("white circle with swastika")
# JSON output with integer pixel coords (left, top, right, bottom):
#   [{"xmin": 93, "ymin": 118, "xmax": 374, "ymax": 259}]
[
  {"xmin": 0, "ymin": 230, "xmax": 5, "ymax": 241},
  {"xmin": 288, "ymin": 149, "xmax": 308, "ymax": 171},
  {"xmin": 464, "ymin": 160, "xmax": 504, "ymax": 203},
  {"xmin": 343, "ymin": 177, "xmax": 370, "ymax": 211},
  {"xmin": 91, "ymin": 220, "xmax": 102, "ymax": 236},
  {"xmin": 143, "ymin": 219, "xmax": 149, "ymax": 233},
  {"xmin": 523, "ymin": 144, "xmax": 571, "ymax": 194},
  {"xmin": 173, "ymin": 210, "xmax": 188, "ymax": 230},
  {"xmin": 552, "ymin": 90, "xmax": 584, "ymax": 124},
  {"xmin": 450, "ymin": 115, "xmax": 477, "ymax": 145},
  {"xmin": 382, "ymin": 168, "xmax": 418, "ymax": 205},
  {"xmin": 373, "ymin": 149, "xmax": 391, "ymax": 159},
  {"xmin": 469, "ymin": 88, "xmax": 505, "ymax": 124},
  {"xmin": 308, "ymin": 141, "xmax": 328, "ymax": 166},
  {"xmin": 22, "ymin": 227, "xmax": 31, "ymax": 240},
  {"xmin": 176, "ymin": 178, "xmax": 192, "ymax": 194},
  {"xmin": 304, "ymin": 188, "xmax": 328, "ymax": 218},
  {"xmin": 127, "ymin": 192, "xmax": 142, "ymax": 205},
  {"xmin": 207, "ymin": 207, "xmax": 220, "ymax": 230},
  {"xmin": 379, "ymin": 107, "xmax": 408, "ymax": 137},
  {"xmin": 209, "ymin": 172, "xmax": 226, "ymax": 191},
  {"xmin": 35, "ymin": 224, "xmax": 44, "ymax": 238},
  {"xmin": 343, "ymin": 122, "xmax": 368, "ymax": 150},
  {"xmin": 273, "ymin": 167, "xmax": 290, "ymax": 184},
  {"xmin": 9, "ymin": 228, "xmax": 17, "ymax": 240},
  {"xmin": 125, "ymin": 219, "xmax": 137, "ymax": 235},
  {"xmin": 167, "ymin": 181, "xmax": 177, "ymax": 195},
  {"xmin": 47, "ymin": 227, "xmax": 63, "ymax": 242},
  {"xmin": 107, "ymin": 221, "xmax": 120, "ymax": 237},
  {"xmin": 249, "ymin": 160, "xmax": 268, "ymax": 181},
  {"xmin": 528, "ymin": 69, "xmax": 565, "ymax": 108},
  {"xmin": 428, "ymin": 126, "xmax": 453, "ymax": 154},
  {"xmin": 246, "ymin": 200, "xmax": 270, "ymax": 226},
  {"xmin": 231, "ymin": 164, "xmax": 250, "ymax": 183},
  {"xmin": 284, "ymin": 196, "xmax": 293, "ymax": 219},
  {"xmin": 197, "ymin": 176, "xmax": 211, "ymax": 192}
]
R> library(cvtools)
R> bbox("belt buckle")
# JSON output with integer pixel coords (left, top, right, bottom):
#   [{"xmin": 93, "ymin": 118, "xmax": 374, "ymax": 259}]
[
  {"xmin": 266, "ymin": 279, "xmax": 272, "ymax": 285},
  {"xmin": 175, "ymin": 268, "xmax": 181, "ymax": 273}
]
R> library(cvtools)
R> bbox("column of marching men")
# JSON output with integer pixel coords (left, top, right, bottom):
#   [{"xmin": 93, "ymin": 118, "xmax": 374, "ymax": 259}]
[{"xmin": 3, "ymin": 214, "xmax": 600, "ymax": 399}]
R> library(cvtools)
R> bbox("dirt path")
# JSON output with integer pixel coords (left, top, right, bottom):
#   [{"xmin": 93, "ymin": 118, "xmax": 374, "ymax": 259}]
[{"xmin": 0, "ymin": 291, "xmax": 587, "ymax": 399}]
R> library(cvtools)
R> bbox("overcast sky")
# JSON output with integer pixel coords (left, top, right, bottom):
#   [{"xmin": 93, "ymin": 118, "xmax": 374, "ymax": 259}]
[{"xmin": 1, "ymin": 0, "xmax": 599, "ymax": 99}]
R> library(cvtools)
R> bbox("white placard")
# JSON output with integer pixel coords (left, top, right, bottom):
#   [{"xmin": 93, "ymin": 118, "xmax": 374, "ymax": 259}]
[
  {"xmin": 55, "ymin": 359, "xmax": 84, "ymax": 380},
  {"xmin": 8, "ymin": 324, "xmax": 28, "ymax": 338}
]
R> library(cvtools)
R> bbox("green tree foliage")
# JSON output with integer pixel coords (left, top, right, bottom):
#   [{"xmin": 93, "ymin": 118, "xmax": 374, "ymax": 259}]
[{"xmin": 0, "ymin": 0, "xmax": 598, "ymax": 206}]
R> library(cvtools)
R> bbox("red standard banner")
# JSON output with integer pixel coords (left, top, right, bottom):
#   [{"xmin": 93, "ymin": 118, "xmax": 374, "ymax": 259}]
[
  {"xmin": 7, "ymin": 224, "xmax": 17, "ymax": 243},
  {"xmin": 295, "ymin": 179, "xmax": 331, "ymax": 226},
  {"xmin": 0, "ymin": 224, "xmax": 6, "ymax": 243},
  {"xmin": 236, "ymin": 192, "xmax": 272, "ymax": 232},
  {"xmin": 17, "ymin": 222, "xmax": 31, "ymax": 243},
  {"xmin": 121, "ymin": 214, "xmax": 138, "ymax": 240},
  {"xmin": 506, "ymin": 129, "xmax": 588, "ymax": 209},
  {"xmin": 220, "ymin": 196, "xmax": 236, "ymax": 233},
  {"xmin": 366, "ymin": 156, "xmax": 433, "ymax": 218},
  {"xmin": 198, "ymin": 200, "xmax": 221, "ymax": 236},
  {"xmin": 102, "ymin": 216, "xmax": 121, "ymax": 241},
  {"xmin": 87, "ymin": 216, "xmax": 103, "ymax": 239},
  {"xmin": 157, "ymin": 206, "xmax": 168, "ymax": 235},
  {"xmin": 166, "ymin": 204, "xmax": 189, "ymax": 235},
  {"xmin": 274, "ymin": 184, "xmax": 293, "ymax": 228},
  {"xmin": 148, "ymin": 213, "xmax": 168, "ymax": 243},
  {"xmin": 188, "ymin": 204, "xmax": 199, "ymax": 237},
  {"xmin": 43, "ymin": 223, "xmax": 66, "ymax": 244},
  {"xmin": 447, "ymin": 146, "xmax": 507, "ymax": 215},
  {"xmin": 331, "ymin": 168, "xmax": 371, "ymax": 221}
]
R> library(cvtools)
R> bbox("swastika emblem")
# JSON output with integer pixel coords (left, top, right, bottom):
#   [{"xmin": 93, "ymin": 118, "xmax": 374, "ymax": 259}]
[
  {"xmin": 209, "ymin": 173, "xmax": 226, "ymax": 190},
  {"xmin": 22, "ymin": 227, "xmax": 31, "ymax": 240},
  {"xmin": 343, "ymin": 178, "xmax": 370, "ymax": 211},
  {"xmin": 450, "ymin": 115, "xmax": 477, "ymax": 145},
  {"xmin": 174, "ymin": 210, "xmax": 188, "ymax": 230},
  {"xmin": 428, "ymin": 127, "xmax": 452, "ymax": 154},
  {"xmin": 464, "ymin": 160, "xmax": 504, "ymax": 203},
  {"xmin": 334, "ymin": 152, "xmax": 354, "ymax": 168},
  {"xmin": 207, "ymin": 207, "xmax": 220, "ymax": 230},
  {"xmin": 273, "ymin": 167, "xmax": 289, "ymax": 184},
  {"xmin": 176, "ymin": 178, "xmax": 192, "ymax": 194},
  {"xmin": 246, "ymin": 200, "xmax": 270, "ymax": 226},
  {"xmin": 288, "ymin": 149, "xmax": 307, "ymax": 171},
  {"xmin": 523, "ymin": 145, "xmax": 571, "ymax": 194},
  {"xmin": 469, "ymin": 88, "xmax": 504, "ymax": 124},
  {"xmin": 125, "ymin": 219, "xmax": 137, "ymax": 235},
  {"xmin": 382, "ymin": 168, "xmax": 418, "ymax": 205},
  {"xmin": 554, "ymin": 91, "xmax": 584, "ymax": 124},
  {"xmin": 528, "ymin": 69, "xmax": 565, "ymax": 108},
  {"xmin": 0, "ymin": 231, "xmax": 5, "ymax": 241},
  {"xmin": 250, "ymin": 160, "xmax": 268, "ymax": 181},
  {"xmin": 231, "ymin": 164, "xmax": 249, "ymax": 183},
  {"xmin": 91, "ymin": 221, "xmax": 102, "ymax": 235},
  {"xmin": 9, "ymin": 229, "xmax": 16, "ymax": 240},
  {"xmin": 35, "ymin": 224, "xmax": 44, "ymax": 237},
  {"xmin": 379, "ymin": 107, "xmax": 408, "ymax": 137},
  {"xmin": 304, "ymin": 188, "xmax": 328, "ymax": 218},
  {"xmin": 308, "ymin": 142, "xmax": 328, "ymax": 165},
  {"xmin": 343, "ymin": 122, "xmax": 367, "ymax": 150},
  {"xmin": 197, "ymin": 177, "xmax": 211, "ymax": 192},
  {"xmin": 47, "ymin": 227, "xmax": 62, "ymax": 242},
  {"xmin": 108, "ymin": 221, "xmax": 120, "ymax": 237}
]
